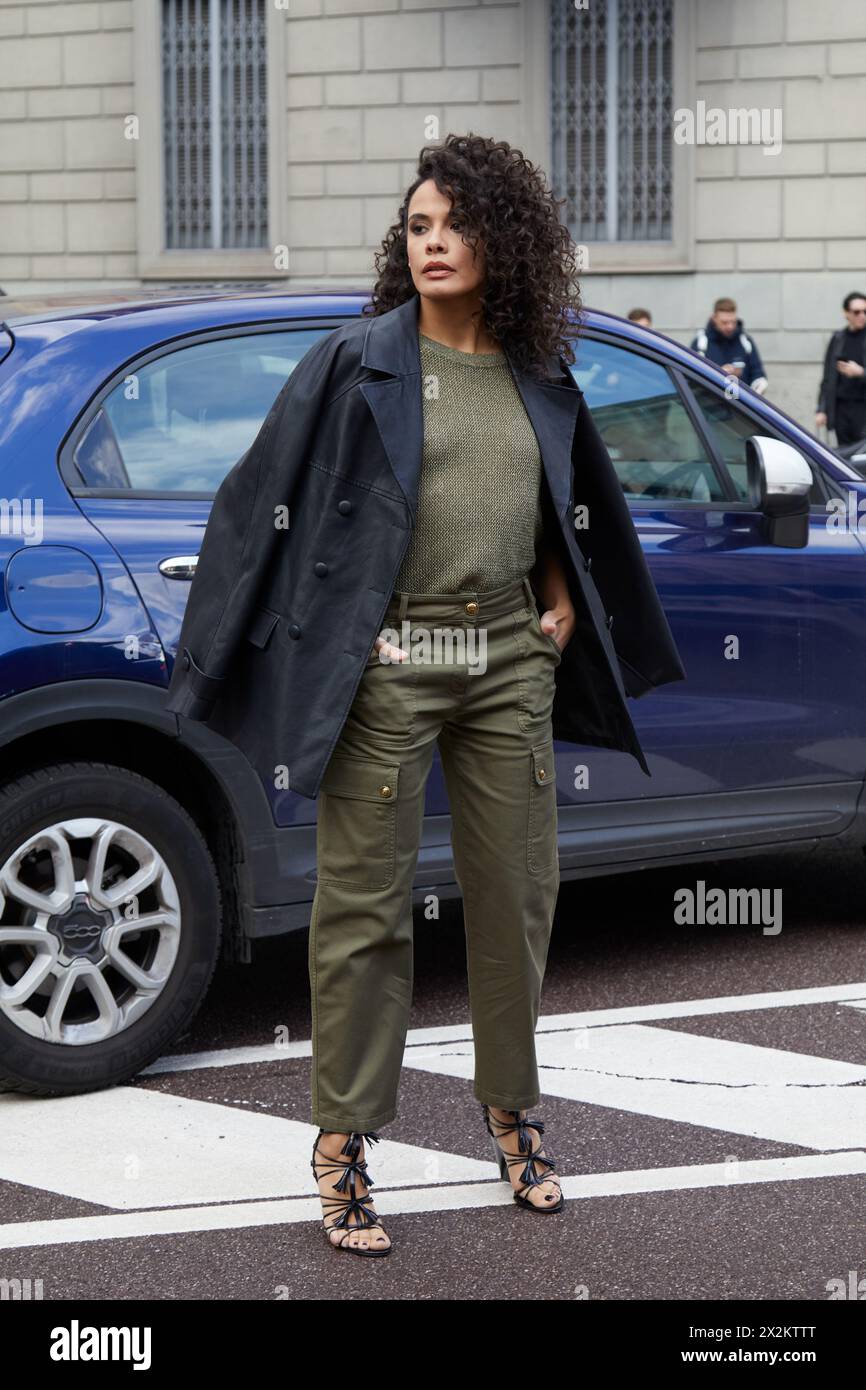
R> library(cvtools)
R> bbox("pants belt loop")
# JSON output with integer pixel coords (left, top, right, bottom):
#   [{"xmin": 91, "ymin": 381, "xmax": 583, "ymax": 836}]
[
  {"xmin": 522, "ymin": 575, "xmax": 535, "ymax": 608},
  {"xmin": 396, "ymin": 589, "xmax": 409, "ymax": 623}
]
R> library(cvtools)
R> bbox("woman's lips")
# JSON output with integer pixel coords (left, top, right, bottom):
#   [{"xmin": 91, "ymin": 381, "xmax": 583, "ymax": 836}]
[{"xmin": 423, "ymin": 267, "xmax": 454, "ymax": 278}]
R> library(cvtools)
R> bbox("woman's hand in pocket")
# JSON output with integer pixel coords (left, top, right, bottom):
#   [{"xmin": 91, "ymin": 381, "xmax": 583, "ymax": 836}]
[
  {"xmin": 531, "ymin": 540, "xmax": 577, "ymax": 654},
  {"xmin": 539, "ymin": 600, "xmax": 576, "ymax": 654},
  {"xmin": 369, "ymin": 633, "xmax": 410, "ymax": 664}
]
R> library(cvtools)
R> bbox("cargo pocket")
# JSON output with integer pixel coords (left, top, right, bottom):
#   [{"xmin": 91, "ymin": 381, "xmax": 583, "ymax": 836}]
[
  {"xmin": 316, "ymin": 754, "xmax": 400, "ymax": 890},
  {"xmin": 527, "ymin": 742, "xmax": 559, "ymax": 874}
]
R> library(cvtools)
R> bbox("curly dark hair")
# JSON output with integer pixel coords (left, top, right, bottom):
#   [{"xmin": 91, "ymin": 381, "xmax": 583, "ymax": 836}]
[{"xmin": 364, "ymin": 132, "xmax": 582, "ymax": 378}]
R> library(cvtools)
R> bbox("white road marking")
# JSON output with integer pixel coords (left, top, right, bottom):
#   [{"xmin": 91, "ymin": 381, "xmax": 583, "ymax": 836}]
[
  {"xmin": 143, "ymin": 980, "xmax": 866, "ymax": 1074},
  {"xmin": 403, "ymin": 1023, "xmax": 866, "ymax": 1150},
  {"xmin": 0, "ymin": 1089, "xmax": 487, "ymax": 1209},
  {"xmin": 4, "ymin": 982, "xmax": 866, "ymax": 1249},
  {"xmin": 2, "ymin": 1150, "xmax": 865, "ymax": 1249}
]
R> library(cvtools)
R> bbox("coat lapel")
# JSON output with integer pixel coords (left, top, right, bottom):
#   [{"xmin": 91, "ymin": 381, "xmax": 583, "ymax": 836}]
[{"xmin": 359, "ymin": 293, "xmax": 579, "ymax": 527}]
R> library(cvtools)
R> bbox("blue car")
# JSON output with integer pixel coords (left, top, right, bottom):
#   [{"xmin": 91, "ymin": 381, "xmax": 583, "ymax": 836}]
[{"xmin": 1, "ymin": 289, "xmax": 865, "ymax": 1095}]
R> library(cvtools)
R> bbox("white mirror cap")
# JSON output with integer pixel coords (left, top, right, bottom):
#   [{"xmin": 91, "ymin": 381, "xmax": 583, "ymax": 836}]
[{"xmin": 747, "ymin": 436, "xmax": 813, "ymax": 497}]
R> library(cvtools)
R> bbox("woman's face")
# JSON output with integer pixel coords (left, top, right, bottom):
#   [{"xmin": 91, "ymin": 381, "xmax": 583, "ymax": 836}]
[{"xmin": 405, "ymin": 179, "xmax": 485, "ymax": 301}]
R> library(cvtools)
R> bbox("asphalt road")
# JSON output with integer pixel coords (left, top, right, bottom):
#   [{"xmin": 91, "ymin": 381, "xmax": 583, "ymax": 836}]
[{"xmin": 2, "ymin": 845, "xmax": 866, "ymax": 1304}]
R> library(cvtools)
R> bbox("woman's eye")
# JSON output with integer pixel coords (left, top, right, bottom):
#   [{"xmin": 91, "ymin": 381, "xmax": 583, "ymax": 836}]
[{"xmin": 409, "ymin": 222, "xmax": 463, "ymax": 233}]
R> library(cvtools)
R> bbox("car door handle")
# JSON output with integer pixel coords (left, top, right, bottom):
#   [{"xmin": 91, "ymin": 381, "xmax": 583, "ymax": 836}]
[{"xmin": 159, "ymin": 554, "xmax": 199, "ymax": 580}]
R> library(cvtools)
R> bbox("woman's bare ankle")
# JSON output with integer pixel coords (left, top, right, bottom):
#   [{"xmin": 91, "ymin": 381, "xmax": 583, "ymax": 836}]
[
  {"xmin": 312, "ymin": 1130, "xmax": 391, "ymax": 1250},
  {"xmin": 316, "ymin": 1129, "xmax": 354, "ymax": 1159}
]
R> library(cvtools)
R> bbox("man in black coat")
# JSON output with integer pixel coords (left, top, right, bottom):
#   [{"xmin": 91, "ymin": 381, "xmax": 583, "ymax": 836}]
[{"xmin": 816, "ymin": 291, "xmax": 866, "ymax": 448}]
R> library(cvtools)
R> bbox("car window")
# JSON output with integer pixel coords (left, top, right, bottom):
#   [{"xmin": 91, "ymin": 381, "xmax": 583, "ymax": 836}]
[
  {"xmin": 688, "ymin": 381, "xmax": 825, "ymax": 506},
  {"xmin": 72, "ymin": 328, "xmax": 329, "ymax": 492},
  {"xmin": 568, "ymin": 338, "xmax": 726, "ymax": 502}
]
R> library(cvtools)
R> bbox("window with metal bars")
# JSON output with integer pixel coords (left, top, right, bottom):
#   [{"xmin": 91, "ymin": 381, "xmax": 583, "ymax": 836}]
[
  {"xmin": 162, "ymin": 0, "xmax": 268, "ymax": 250},
  {"xmin": 550, "ymin": 0, "xmax": 673, "ymax": 243}
]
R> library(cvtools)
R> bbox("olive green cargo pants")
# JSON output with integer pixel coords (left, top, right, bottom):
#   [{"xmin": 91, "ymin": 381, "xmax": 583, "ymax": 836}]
[{"xmin": 308, "ymin": 573, "xmax": 561, "ymax": 1131}]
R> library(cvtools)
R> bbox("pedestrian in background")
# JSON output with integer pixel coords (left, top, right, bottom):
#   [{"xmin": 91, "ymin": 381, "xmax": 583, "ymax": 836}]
[
  {"xmin": 691, "ymin": 297, "xmax": 769, "ymax": 395},
  {"xmin": 816, "ymin": 291, "xmax": 866, "ymax": 447}
]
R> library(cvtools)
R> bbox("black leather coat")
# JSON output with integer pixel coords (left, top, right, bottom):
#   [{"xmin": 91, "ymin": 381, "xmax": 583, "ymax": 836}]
[{"xmin": 164, "ymin": 294, "xmax": 686, "ymax": 798}]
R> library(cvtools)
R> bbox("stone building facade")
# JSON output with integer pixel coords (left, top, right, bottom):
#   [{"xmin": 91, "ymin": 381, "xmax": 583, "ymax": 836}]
[{"xmin": 1, "ymin": 0, "xmax": 865, "ymax": 426}]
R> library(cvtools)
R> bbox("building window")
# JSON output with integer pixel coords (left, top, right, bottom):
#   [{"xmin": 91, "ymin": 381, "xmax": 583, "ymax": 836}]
[
  {"xmin": 161, "ymin": 0, "xmax": 268, "ymax": 250},
  {"xmin": 550, "ymin": 0, "xmax": 673, "ymax": 243}
]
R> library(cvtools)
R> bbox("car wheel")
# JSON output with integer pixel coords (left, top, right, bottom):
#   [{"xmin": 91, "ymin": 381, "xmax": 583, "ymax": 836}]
[{"xmin": 0, "ymin": 761, "xmax": 221, "ymax": 1096}]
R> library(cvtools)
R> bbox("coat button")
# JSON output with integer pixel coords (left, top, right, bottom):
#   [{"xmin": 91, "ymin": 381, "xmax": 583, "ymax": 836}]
[
  {"xmin": 464, "ymin": 600, "xmax": 478, "ymax": 615},
  {"xmin": 314, "ymin": 562, "xmax": 328, "ymax": 577},
  {"xmin": 182, "ymin": 652, "xmax": 190, "ymax": 670},
  {"xmin": 337, "ymin": 499, "xmax": 352, "ymax": 514},
  {"xmin": 288, "ymin": 624, "xmax": 301, "ymax": 639},
  {"xmin": 584, "ymin": 555, "xmax": 592, "ymax": 572},
  {"xmin": 607, "ymin": 613, "xmax": 614, "ymax": 629},
  {"xmin": 379, "ymin": 784, "xmax": 393, "ymax": 798}
]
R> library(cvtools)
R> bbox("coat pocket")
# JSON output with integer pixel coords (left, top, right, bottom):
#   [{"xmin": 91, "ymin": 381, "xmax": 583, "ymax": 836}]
[
  {"xmin": 246, "ymin": 606, "xmax": 281, "ymax": 650},
  {"xmin": 527, "ymin": 741, "xmax": 558, "ymax": 874},
  {"xmin": 316, "ymin": 754, "xmax": 401, "ymax": 890}
]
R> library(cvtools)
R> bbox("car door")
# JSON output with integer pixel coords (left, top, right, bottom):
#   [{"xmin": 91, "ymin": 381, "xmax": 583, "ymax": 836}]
[
  {"xmin": 62, "ymin": 322, "xmax": 334, "ymax": 826},
  {"xmin": 562, "ymin": 332, "xmax": 866, "ymax": 845}
]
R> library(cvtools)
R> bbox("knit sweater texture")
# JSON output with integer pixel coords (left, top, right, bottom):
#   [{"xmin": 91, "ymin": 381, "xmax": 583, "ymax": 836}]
[{"xmin": 393, "ymin": 332, "xmax": 545, "ymax": 594}]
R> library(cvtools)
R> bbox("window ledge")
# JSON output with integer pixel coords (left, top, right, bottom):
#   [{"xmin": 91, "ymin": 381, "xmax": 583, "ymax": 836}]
[
  {"xmin": 139, "ymin": 251, "xmax": 282, "ymax": 281},
  {"xmin": 582, "ymin": 262, "xmax": 695, "ymax": 275}
]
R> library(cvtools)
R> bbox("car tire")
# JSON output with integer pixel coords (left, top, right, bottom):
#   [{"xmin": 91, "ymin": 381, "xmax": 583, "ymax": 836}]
[{"xmin": 0, "ymin": 760, "xmax": 222, "ymax": 1096}]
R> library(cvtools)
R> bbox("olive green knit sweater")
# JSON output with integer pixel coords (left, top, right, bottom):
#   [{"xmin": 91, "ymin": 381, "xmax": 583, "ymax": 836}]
[{"xmin": 393, "ymin": 333, "xmax": 545, "ymax": 594}]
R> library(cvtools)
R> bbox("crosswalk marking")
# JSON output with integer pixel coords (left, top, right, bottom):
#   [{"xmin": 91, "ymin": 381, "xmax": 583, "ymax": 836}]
[
  {"xmin": 0, "ymin": 1089, "xmax": 489, "ymax": 1209},
  {"xmin": 403, "ymin": 1023, "xmax": 866, "ymax": 1149},
  {"xmin": 2, "ymin": 1150, "xmax": 865, "ymax": 1249},
  {"xmin": 5, "ymin": 982, "xmax": 866, "ymax": 1249},
  {"xmin": 142, "ymin": 981, "xmax": 866, "ymax": 1075}
]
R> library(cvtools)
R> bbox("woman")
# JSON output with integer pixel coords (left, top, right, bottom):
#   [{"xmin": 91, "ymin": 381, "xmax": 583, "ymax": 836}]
[
  {"xmin": 309, "ymin": 133, "xmax": 584, "ymax": 1256},
  {"xmin": 166, "ymin": 130, "xmax": 685, "ymax": 1260}
]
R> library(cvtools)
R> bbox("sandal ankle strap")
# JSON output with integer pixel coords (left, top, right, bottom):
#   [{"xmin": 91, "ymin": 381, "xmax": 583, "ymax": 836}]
[{"xmin": 483, "ymin": 1106, "xmax": 560, "ymax": 1191}]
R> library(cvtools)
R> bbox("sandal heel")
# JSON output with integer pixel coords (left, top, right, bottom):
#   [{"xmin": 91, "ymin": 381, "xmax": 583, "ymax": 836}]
[{"xmin": 488, "ymin": 1130, "xmax": 509, "ymax": 1180}]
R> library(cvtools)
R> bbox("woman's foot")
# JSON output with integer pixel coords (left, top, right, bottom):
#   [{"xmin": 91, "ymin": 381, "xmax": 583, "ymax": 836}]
[
  {"xmin": 311, "ymin": 1129, "xmax": 392, "ymax": 1254},
  {"xmin": 485, "ymin": 1105, "xmax": 563, "ymax": 1209}
]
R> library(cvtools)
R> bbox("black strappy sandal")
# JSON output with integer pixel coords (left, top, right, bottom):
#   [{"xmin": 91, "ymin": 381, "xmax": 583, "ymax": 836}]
[
  {"xmin": 482, "ymin": 1105, "xmax": 564, "ymax": 1213},
  {"xmin": 310, "ymin": 1129, "xmax": 392, "ymax": 1256}
]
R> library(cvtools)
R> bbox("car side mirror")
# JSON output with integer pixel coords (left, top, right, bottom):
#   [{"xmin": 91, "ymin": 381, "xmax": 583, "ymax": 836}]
[{"xmin": 745, "ymin": 436, "xmax": 813, "ymax": 547}]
